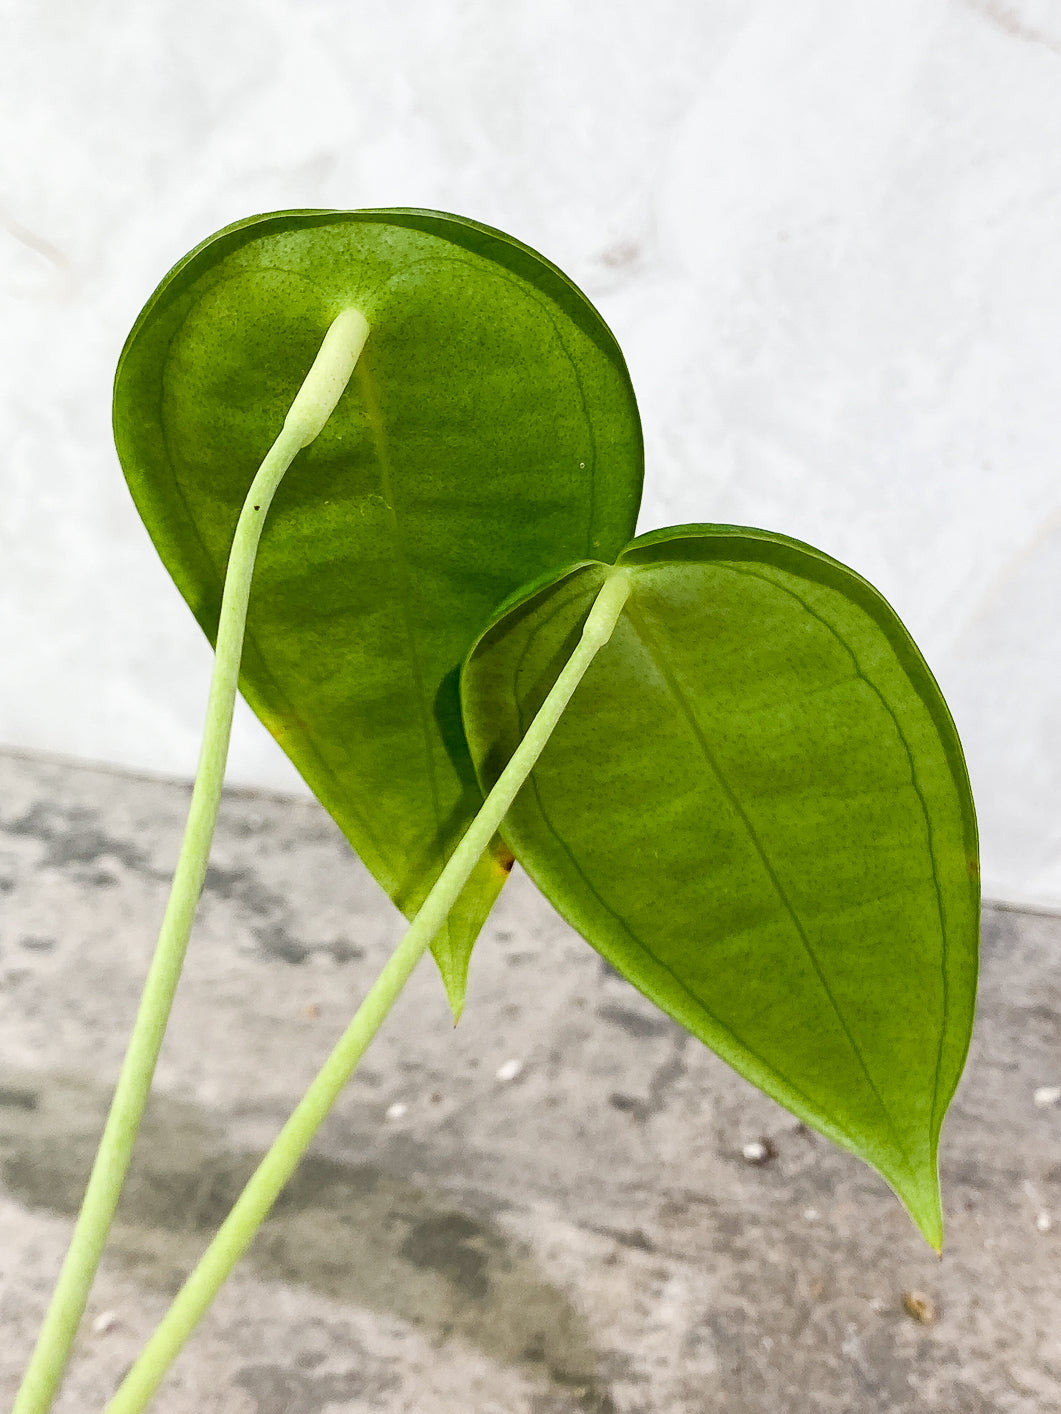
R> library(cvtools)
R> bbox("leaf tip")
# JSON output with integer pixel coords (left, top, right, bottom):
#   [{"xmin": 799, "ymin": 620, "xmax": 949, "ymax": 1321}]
[
  {"xmin": 446, "ymin": 984, "xmax": 467, "ymax": 1027},
  {"xmin": 434, "ymin": 954, "xmax": 468, "ymax": 1024},
  {"xmin": 893, "ymin": 1165, "xmax": 945, "ymax": 1254}
]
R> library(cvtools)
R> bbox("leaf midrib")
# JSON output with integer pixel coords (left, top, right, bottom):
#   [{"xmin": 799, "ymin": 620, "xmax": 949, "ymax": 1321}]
[
  {"xmin": 623, "ymin": 589, "xmax": 914, "ymax": 1171},
  {"xmin": 722, "ymin": 559, "xmax": 953, "ymax": 1156},
  {"xmin": 355, "ymin": 356, "xmax": 450, "ymax": 921},
  {"xmin": 505, "ymin": 578, "xmax": 833, "ymax": 1133}
]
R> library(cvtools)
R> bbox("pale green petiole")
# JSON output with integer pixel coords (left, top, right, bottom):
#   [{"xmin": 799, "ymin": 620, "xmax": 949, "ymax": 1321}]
[
  {"xmin": 13, "ymin": 306, "xmax": 371, "ymax": 1414},
  {"xmin": 103, "ymin": 565, "xmax": 633, "ymax": 1414}
]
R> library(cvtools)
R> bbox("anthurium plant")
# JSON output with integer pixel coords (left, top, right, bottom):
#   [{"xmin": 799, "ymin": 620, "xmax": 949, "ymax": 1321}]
[{"xmin": 14, "ymin": 210, "xmax": 979, "ymax": 1414}]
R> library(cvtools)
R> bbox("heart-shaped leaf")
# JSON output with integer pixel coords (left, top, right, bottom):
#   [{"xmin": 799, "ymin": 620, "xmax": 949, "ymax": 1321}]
[
  {"xmin": 461, "ymin": 525, "xmax": 979, "ymax": 1245},
  {"xmin": 114, "ymin": 210, "xmax": 643, "ymax": 1010}
]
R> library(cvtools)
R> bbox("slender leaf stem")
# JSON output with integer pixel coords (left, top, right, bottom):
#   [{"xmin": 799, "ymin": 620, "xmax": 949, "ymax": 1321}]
[
  {"xmin": 13, "ymin": 308, "xmax": 370, "ymax": 1414},
  {"xmin": 102, "ymin": 565, "xmax": 633, "ymax": 1414}
]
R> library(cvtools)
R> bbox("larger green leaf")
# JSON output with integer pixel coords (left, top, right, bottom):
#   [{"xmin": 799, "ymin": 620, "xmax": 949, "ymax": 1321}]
[
  {"xmin": 114, "ymin": 210, "xmax": 643, "ymax": 1008},
  {"xmin": 460, "ymin": 525, "xmax": 979, "ymax": 1246}
]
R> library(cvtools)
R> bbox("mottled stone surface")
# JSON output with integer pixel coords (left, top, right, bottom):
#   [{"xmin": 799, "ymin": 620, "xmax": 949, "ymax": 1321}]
[
  {"xmin": 1, "ymin": 747, "xmax": 1059, "ymax": 1412},
  {"xmin": 6, "ymin": 2, "xmax": 1061, "ymax": 904}
]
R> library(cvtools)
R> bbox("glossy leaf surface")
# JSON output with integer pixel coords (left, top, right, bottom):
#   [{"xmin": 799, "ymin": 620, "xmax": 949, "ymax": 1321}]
[
  {"xmin": 461, "ymin": 526, "xmax": 979, "ymax": 1245},
  {"xmin": 114, "ymin": 210, "xmax": 643, "ymax": 1008}
]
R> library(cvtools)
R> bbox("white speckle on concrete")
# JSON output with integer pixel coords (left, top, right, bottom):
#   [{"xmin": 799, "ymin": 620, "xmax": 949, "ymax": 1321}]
[
  {"xmin": 385, "ymin": 1101, "xmax": 408, "ymax": 1120},
  {"xmin": 741, "ymin": 1136, "xmax": 778, "ymax": 1165},
  {"xmin": 1033, "ymin": 1085, "xmax": 1061, "ymax": 1107},
  {"xmin": 495, "ymin": 1058, "xmax": 523, "ymax": 1083}
]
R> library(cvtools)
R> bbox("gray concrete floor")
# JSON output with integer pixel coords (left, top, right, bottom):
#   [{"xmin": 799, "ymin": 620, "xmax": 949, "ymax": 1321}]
[{"xmin": 0, "ymin": 746, "xmax": 1058, "ymax": 1413}]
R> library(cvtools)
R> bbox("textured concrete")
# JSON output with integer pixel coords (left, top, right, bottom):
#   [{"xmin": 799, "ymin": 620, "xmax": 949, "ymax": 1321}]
[{"xmin": 0, "ymin": 746, "xmax": 1059, "ymax": 1412}]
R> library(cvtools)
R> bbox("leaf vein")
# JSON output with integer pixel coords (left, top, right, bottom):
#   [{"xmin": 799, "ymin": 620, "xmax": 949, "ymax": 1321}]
[
  {"xmin": 623, "ymin": 596, "xmax": 915, "ymax": 1171},
  {"xmin": 724, "ymin": 561, "xmax": 952, "ymax": 1158}
]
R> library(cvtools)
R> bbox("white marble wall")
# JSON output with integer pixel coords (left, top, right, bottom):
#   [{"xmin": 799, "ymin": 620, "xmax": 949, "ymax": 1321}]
[{"xmin": 3, "ymin": 0, "xmax": 1060, "ymax": 905}]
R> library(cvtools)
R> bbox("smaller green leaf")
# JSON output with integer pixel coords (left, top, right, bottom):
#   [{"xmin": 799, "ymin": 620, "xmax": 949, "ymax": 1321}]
[{"xmin": 460, "ymin": 526, "xmax": 979, "ymax": 1247}]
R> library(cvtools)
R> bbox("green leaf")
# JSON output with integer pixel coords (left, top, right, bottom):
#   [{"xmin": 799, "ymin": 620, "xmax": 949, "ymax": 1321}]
[
  {"xmin": 461, "ymin": 525, "xmax": 979, "ymax": 1246},
  {"xmin": 114, "ymin": 210, "xmax": 643, "ymax": 1011}
]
